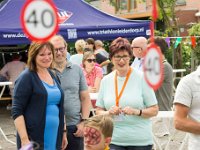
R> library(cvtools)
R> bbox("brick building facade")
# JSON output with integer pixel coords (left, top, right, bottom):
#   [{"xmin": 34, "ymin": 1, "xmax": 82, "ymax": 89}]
[{"xmin": 92, "ymin": 0, "xmax": 200, "ymax": 36}]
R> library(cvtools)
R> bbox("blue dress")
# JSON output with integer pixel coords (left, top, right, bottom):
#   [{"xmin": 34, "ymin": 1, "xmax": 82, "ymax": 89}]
[{"xmin": 42, "ymin": 81, "xmax": 61, "ymax": 150}]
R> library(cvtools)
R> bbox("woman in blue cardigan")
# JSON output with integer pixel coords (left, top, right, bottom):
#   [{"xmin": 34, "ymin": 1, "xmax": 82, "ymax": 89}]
[{"xmin": 12, "ymin": 42, "xmax": 67, "ymax": 150}]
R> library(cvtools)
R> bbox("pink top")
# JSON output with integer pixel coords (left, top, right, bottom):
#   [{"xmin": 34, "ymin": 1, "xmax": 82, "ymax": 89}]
[{"xmin": 82, "ymin": 66, "xmax": 103, "ymax": 87}]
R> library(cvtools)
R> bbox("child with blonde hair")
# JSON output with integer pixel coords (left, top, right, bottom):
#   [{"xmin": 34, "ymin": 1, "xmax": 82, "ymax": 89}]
[{"xmin": 83, "ymin": 115, "xmax": 113, "ymax": 150}]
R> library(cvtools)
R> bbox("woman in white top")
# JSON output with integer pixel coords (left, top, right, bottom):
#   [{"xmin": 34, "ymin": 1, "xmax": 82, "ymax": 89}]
[
  {"xmin": 96, "ymin": 37, "xmax": 158, "ymax": 150},
  {"xmin": 70, "ymin": 39, "xmax": 85, "ymax": 65}
]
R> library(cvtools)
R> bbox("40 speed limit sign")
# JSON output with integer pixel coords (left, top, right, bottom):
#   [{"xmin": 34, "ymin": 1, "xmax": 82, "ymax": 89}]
[
  {"xmin": 143, "ymin": 43, "xmax": 164, "ymax": 90},
  {"xmin": 21, "ymin": 0, "xmax": 59, "ymax": 42}
]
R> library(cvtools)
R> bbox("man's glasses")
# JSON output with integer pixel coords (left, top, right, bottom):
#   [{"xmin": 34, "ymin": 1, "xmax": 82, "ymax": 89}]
[
  {"xmin": 55, "ymin": 47, "xmax": 66, "ymax": 53},
  {"xmin": 113, "ymin": 55, "xmax": 130, "ymax": 61},
  {"xmin": 86, "ymin": 59, "xmax": 96, "ymax": 63},
  {"xmin": 131, "ymin": 46, "xmax": 142, "ymax": 50}
]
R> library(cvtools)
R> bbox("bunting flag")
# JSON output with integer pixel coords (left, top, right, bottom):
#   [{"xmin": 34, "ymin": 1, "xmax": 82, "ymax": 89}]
[
  {"xmin": 156, "ymin": 35, "xmax": 200, "ymax": 49},
  {"xmin": 191, "ymin": 36, "xmax": 196, "ymax": 48},
  {"xmin": 165, "ymin": 37, "xmax": 170, "ymax": 48},
  {"xmin": 150, "ymin": 21, "xmax": 155, "ymax": 43},
  {"xmin": 174, "ymin": 37, "xmax": 182, "ymax": 48},
  {"xmin": 152, "ymin": 0, "xmax": 158, "ymax": 21},
  {"xmin": 150, "ymin": 0, "xmax": 158, "ymax": 43}
]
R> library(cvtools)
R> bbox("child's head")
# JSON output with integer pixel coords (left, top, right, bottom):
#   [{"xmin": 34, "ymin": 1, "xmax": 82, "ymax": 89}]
[{"xmin": 83, "ymin": 115, "xmax": 113, "ymax": 150}]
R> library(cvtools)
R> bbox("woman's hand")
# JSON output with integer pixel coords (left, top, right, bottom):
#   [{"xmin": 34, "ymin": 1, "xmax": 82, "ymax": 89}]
[
  {"xmin": 108, "ymin": 106, "xmax": 122, "ymax": 115},
  {"xmin": 88, "ymin": 86, "xmax": 97, "ymax": 93},
  {"xmin": 21, "ymin": 138, "xmax": 31, "ymax": 149},
  {"xmin": 122, "ymin": 106, "xmax": 139, "ymax": 116},
  {"xmin": 61, "ymin": 132, "xmax": 68, "ymax": 150}
]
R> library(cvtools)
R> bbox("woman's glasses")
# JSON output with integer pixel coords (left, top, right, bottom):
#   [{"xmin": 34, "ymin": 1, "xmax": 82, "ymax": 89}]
[
  {"xmin": 113, "ymin": 55, "xmax": 130, "ymax": 61},
  {"xmin": 86, "ymin": 59, "xmax": 96, "ymax": 63}
]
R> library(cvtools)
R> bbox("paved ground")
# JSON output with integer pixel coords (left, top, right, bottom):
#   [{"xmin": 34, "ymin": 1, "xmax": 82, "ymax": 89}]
[
  {"xmin": 152, "ymin": 117, "xmax": 188, "ymax": 150},
  {"xmin": 0, "ymin": 103, "xmax": 188, "ymax": 150},
  {"xmin": 0, "ymin": 104, "xmax": 16, "ymax": 150}
]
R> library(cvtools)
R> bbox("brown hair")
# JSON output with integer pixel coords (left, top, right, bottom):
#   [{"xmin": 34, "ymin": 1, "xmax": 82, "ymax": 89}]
[
  {"xmin": 95, "ymin": 40, "xmax": 104, "ymax": 47},
  {"xmin": 50, "ymin": 34, "xmax": 68, "ymax": 48},
  {"xmin": 86, "ymin": 38, "xmax": 95, "ymax": 50},
  {"xmin": 86, "ymin": 38, "xmax": 95, "ymax": 45},
  {"xmin": 27, "ymin": 42, "xmax": 54, "ymax": 72},
  {"xmin": 153, "ymin": 37, "xmax": 168, "ymax": 55},
  {"xmin": 84, "ymin": 115, "xmax": 113, "ymax": 138},
  {"xmin": 82, "ymin": 51, "xmax": 95, "ymax": 68},
  {"xmin": 109, "ymin": 37, "xmax": 132, "ymax": 59}
]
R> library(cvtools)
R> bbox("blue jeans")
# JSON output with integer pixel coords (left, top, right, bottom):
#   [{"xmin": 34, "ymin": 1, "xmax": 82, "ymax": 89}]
[
  {"xmin": 65, "ymin": 125, "xmax": 83, "ymax": 150},
  {"xmin": 110, "ymin": 144, "xmax": 153, "ymax": 150}
]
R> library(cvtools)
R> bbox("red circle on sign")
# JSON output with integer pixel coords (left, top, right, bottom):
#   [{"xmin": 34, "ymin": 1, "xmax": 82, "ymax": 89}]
[
  {"xmin": 143, "ymin": 43, "xmax": 164, "ymax": 90},
  {"xmin": 21, "ymin": 0, "xmax": 59, "ymax": 42}
]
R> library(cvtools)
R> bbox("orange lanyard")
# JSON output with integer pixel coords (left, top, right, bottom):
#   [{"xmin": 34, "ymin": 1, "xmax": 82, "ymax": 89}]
[{"xmin": 115, "ymin": 67, "xmax": 132, "ymax": 106}]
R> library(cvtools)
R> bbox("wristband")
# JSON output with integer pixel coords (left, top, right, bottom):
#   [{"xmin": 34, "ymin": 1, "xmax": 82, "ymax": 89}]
[
  {"xmin": 81, "ymin": 119, "xmax": 87, "ymax": 122},
  {"xmin": 138, "ymin": 110, "xmax": 142, "ymax": 116}
]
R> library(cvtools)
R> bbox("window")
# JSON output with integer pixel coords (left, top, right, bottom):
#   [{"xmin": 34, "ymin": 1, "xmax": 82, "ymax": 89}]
[
  {"xmin": 130, "ymin": 0, "xmax": 137, "ymax": 9},
  {"xmin": 176, "ymin": 0, "xmax": 186, "ymax": 6},
  {"xmin": 119, "ymin": 0, "xmax": 127, "ymax": 10}
]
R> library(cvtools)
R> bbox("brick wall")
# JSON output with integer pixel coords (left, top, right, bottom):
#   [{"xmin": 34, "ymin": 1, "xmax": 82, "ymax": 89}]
[
  {"xmin": 176, "ymin": 0, "xmax": 200, "ymax": 11},
  {"xmin": 175, "ymin": 0, "xmax": 200, "ymax": 36},
  {"xmin": 176, "ymin": 10, "xmax": 198, "ymax": 36}
]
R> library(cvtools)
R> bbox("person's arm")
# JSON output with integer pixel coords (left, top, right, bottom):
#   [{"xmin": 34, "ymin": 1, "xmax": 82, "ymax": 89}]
[
  {"xmin": 74, "ymin": 90, "xmax": 91, "ymax": 137},
  {"xmin": 122, "ymin": 104, "xmax": 158, "ymax": 118},
  {"xmin": 95, "ymin": 53, "xmax": 110, "ymax": 67},
  {"xmin": 78, "ymin": 66, "xmax": 92, "ymax": 119},
  {"xmin": 93, "ymin": 77, "xmax": 101, "ymax": 92},
  {"xmin": 80, "ymin": 90, "xmax": 91, "ymax": 119},
  {"xmin": 14, "ymin": 116, "xmax": 30, "ymax": 146},
  {"xmin": 174, "ymin": 103, "xmax": 200, "ymax": 134},
  {"xmin": 96, "ymin": 106, "xmax": 123, "ymax": 116},
  {"xmin": 139, "ymin": 73, "xmax": 158, "ymax": 118},
  {"xmin": 92, "ymin": 67, "xmax": 103, "ymax": 92},
  {"xmin": 0, "ymin": 64, "xmax": 9, "ymax": 79},
  {"xmin": 136, "ymin": 105, "xmax": 158, "ymax": 118},
  {"xmin": 12, "ymin": 70, "xmax": 32, "ymax": 148},
  {"xmin": 96, "ymin": 107, "xmax": 109, "ymax": 115},
  {"xmin": 99, "ymin": 60, "xmax": 110, "ymax": 68},
  {"xmin": 62, "ymin": 116, "xmax": 68, "ymax": 150}
]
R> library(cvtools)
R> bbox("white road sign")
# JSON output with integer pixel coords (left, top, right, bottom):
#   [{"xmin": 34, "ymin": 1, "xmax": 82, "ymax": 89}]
[
  {"xmin": 21, "ymin": 0, "xmax": 58, "ymax": 42},
  {"xmin": 143, "ymin": 43, "xmax": 163, "ymax": 90}
]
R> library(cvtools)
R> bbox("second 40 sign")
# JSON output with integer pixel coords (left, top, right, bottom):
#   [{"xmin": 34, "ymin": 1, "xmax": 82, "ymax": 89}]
[{"xmin": 143, "ymin": 43, "xmax": 164, "ymax": 90}]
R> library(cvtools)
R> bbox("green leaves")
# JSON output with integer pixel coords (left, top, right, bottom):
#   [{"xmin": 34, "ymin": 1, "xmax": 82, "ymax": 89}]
[{"xmin": 188, "ymin": 23, "xmax": 200, "ymax": 36}]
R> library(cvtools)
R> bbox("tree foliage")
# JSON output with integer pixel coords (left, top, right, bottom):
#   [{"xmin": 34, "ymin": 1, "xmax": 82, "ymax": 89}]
[
  {"xmin": 157, "ymin": 0, "xmax": 178, "ymax": 36},
  {"xmin": 188, "ymin": 23, "xmax": 200, "ymax": 60},
  {"xmin": 188, "ymin": 23, "xmax": 200, "ymax": 36}
]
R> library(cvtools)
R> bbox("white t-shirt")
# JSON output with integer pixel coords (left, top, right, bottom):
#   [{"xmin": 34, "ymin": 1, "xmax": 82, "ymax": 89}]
[
  {"xmin": 131, "ymin": 57, "xmax": 144, "ymax": 72},
  {"xmin": 174, "ymin": 66, "xmax": 200, "ymax": 150},
  {"xmin": 69, "ymin": 54, "xmax": 83, "ymax": 66},
  {"xmin": 96, "ymin": 69, "xmax": 157, "ymax": 146}
]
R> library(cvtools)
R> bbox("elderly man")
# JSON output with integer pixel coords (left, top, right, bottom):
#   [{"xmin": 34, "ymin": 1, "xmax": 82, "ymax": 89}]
[
  {"xmin": 50, "ymin": 35, "xmax": 91, "ymax": 150},
  {"xmin": 174, "ymin": 65, "xmax": 200, "ymax": 150},
  {"xmin": 131, "ymin": 36, "xmax": 147, "ymax": 72}
]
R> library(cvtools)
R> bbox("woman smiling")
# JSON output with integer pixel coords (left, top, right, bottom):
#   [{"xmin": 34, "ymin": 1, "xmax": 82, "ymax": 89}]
[
  {"xmin": 82, "ymin": 51, "xmax": 103, "ymax": 94},
  {"xmin": 96, "ymin": 37, "xmax": 158, "ymax": 150}
]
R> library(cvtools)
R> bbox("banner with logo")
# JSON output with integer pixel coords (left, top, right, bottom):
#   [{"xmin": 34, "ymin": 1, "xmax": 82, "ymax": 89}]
[{"xmin": 0, "ymin": 0, "xmax": 150, "ymax": 45}]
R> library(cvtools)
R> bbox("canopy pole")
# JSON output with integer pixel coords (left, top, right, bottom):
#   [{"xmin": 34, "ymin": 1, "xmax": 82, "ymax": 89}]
[{"xmin": 1, "ymin": 53, "xmax": 6, "ymax": 65}]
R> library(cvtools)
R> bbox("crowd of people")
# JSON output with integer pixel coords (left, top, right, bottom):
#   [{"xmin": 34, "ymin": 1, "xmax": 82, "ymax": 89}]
[{"xmin": 0, "ymin": 35, "xmax": 199, "ymax": 150}]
